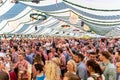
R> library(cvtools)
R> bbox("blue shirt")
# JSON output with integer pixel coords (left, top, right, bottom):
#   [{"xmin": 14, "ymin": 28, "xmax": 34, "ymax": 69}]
[
  {"xmin": 77, "ymin": 61, "xmax": 88, "ymax": 80},
  {"xmin": 63, "ymin": 51, "xmax": 71, "ymax": 62},
  {"xmin": 36, "ymin": 74, "xmax": 45, "ymax": 80},
  {"xmin": 116, "ymin": 73, "xmax": 120, "ymax": 80},
  {"xmin": 26, "ymin": 53, "xmax": 34, "ymax": 64}
]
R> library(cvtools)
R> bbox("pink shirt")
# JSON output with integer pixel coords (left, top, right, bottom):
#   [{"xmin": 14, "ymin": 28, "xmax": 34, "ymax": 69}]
[
  {"xmin": 59, "ymin": 53, "xmax": 66, "ymax": 70},
  {"xmin": 48, "ymin": 52, "xmax": 58, "ymax": 60},
  {"xmin": 41, "ymin": 51, "xmax": 48, "ymax": 60}
]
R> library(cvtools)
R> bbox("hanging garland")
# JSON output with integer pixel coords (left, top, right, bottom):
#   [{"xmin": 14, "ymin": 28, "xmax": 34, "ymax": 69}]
[
  {"xmin": 44, "ymin": 10, "xmax": 120, "ymax": 26},
  {"xmin": 50, "ymin": 13, "xmax": 120, "ymax": 26},
  {"xmin": 63, "ymin": 0, "xmax": 120, "ymax": 11},
  {"xmin": 30, "ymin": 13, "xmax": 47, "ymax": 20},
  {"xmin": 78, "ymin": 15, "xmax": 120, "ymax": 26}
]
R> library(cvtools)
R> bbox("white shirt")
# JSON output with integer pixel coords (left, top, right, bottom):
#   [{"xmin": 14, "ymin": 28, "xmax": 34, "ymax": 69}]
[
  {"xmin": 0, "ymin": 52, "xmax": 5, "ymax": 57},
  {"xmin": 87, "ymin": 74, "xmax": 105, "ymax": 80}
]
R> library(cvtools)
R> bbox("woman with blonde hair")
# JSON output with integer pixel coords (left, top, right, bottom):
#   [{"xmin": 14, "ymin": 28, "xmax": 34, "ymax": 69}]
[
  {"xmin": 52, "ymin": 57, "xmax": 62, "ymax": 78},
  {"xmin": 52, "ymin": 57, "xmax": 60, "ymax": 66},
  {"xmin": 44, "ymin": 60, "xmax": 60, "ymax": 80},
  {"xmin": 67, "ymin": 59, "xmax": 76, "ymax": 74}
]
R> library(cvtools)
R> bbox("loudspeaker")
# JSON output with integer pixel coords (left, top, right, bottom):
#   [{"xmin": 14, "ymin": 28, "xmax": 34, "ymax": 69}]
[
  {"xmin": 35, "ymin": 26, "xmax": 38, "ymax": 30},
  {"xmin": 81, "ymin": 21, "xmax": 84, "ymax": 27}
]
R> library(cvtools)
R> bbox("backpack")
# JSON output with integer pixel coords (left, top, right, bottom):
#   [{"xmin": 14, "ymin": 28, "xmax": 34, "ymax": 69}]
[{"xmin": 91, "ymin": 75, "xmax": 103, "ymax": 80}]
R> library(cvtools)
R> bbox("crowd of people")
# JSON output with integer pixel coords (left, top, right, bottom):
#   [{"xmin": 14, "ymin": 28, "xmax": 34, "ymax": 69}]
[{"xmin": 0, "ymin": 37, "xmax": 120, "ymax": 80}]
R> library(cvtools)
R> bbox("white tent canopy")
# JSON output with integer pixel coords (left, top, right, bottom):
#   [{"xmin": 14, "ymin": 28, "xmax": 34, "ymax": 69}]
[{"xmin": 0, "ymin": 0, "xmax": 120, "ymax": 37}]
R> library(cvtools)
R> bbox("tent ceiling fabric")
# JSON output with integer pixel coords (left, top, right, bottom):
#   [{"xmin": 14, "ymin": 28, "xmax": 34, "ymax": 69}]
[
  {"xmin": 20, "ymin": 0, "xmax": 68, "ymax": 12},
  {"xmin": 88, "ymin": 23, "xmax": 115, "ymax": 35},
  {"xmin": 0, "ymin": 0, "xmax": 120, "ymax": 37},
  {"xmin": 63, "ymin": 0, "xmax": 120, "ymax": 10},
  {"xmin": 105, "ymin": 26, "xmax": 120, "ymax": 37},
  {"xmin": 63, "ymin": 0, "xmax": 120, "ymax": 25}
]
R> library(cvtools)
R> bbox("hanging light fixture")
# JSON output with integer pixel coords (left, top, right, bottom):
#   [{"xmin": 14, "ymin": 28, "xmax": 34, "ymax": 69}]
[
  {"xmin": 83, "ymin": 24, "xmax": 90, "ymax": 31},
  {"xmin": 69, "ymin": 11, "xmax": 79, "ymax": 24},
  {"xmin": 61, "ymin": 25, "xmax": 70, "ymax": 28}
]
